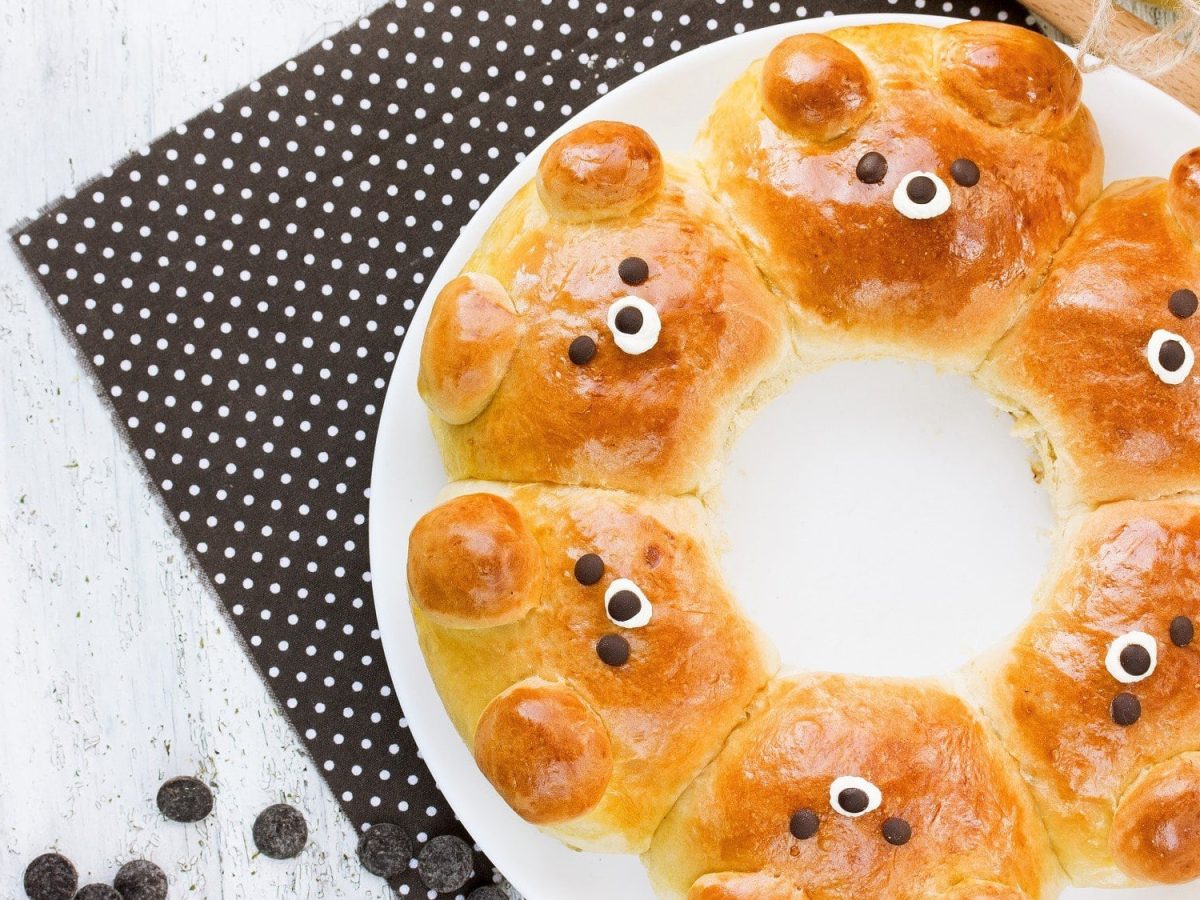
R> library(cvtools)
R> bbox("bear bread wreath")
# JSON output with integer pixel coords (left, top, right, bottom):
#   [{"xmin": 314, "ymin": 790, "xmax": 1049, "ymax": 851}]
[{"xmin": 405, "ymin": 20, "xmax": 1200, "ymax": 898}]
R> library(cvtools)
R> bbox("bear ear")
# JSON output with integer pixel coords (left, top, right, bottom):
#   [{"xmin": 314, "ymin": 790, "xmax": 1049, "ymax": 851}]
[
  {"xmin": 936, "ymin": 22, "xmax": 1082, "ymax": 132},
  {"xmin": 408, "ymin": 492, "xmax": 543, "ymax": 628},
  {"xmin": 418, "ymin": 273, "xmax": 520, "ymax": 425},
  {"xmin": 1169, "ymin": 147, "xmax": 1200, "ymax": 240},
  {"xmin": 536, "ymin": 120, "xmax": 664, "ymax": 222},
  {"xmin": 473, "ymin": 678, "xmax": 613, "ymax": 824},
  {"xmin": 1111, "ymin": 752, "xmax": 1200, "ymax": 884},
  {"xmin": 760, "ymin": 34, "xmax": 873, "ymax": 142}
]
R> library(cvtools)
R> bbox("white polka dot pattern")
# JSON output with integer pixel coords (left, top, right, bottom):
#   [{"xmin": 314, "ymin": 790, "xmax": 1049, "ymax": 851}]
[{"xmin": 9, "ymin": 0, "xmax": 1032, "ymax": 895}]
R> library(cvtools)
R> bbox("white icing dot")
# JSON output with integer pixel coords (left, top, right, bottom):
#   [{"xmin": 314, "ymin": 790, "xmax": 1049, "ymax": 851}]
[
  {"xmin": 606, "ymin": 295, "xmax": 661, "ymax": 355},
  {"xmin": 1147, "ymin": 329, "xmax": 1194, "ymax": 385},
  {"xmin": 1106, "ymin": 631, "xmax": 1158, "ymax": 684},
  {"xmin": 604, "ymin": 577, "xmax": 652, "ymax": 628},
  {"xmin": 829, "ymin": 776, "xmax": 882, "ymax": 817},
  {"xmin": 892, "ymin": 171, "xmax": 952, "ymax": 220}
]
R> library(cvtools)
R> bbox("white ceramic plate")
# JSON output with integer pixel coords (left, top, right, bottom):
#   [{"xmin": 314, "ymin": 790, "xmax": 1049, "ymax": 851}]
[{"xmin": 370, "ymin": 14, "xmax": 1200, "ymax": 899}]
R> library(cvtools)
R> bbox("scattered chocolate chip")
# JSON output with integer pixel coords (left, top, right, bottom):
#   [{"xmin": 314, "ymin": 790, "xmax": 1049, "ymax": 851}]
[
  {"xmin": 417, "ymin": 834, "xmax": 474, "ymax": 893},
  {"xmin": 906, "ymin": 176, "xmax": 938, "ymax": 205},
  {"xmin": 1171, "ymin": 615, "xmax": 1195, "ymax": 647},
  {"xmin": 252, "ymin": 804, "xmax": 308, "ymax": 859},
  {"xmin": 838, "ymin": 788, "xmax": 870, "ymax": 815},
  {"xmin": 23, "ymin": 853, "xmax": 77, "ymax": 900},
  {"xmin": 468, "ymin": 888, "xmax": 509, "ymax": 900},
  {"xmin": 568, "ymin": 335, "xmax": 596, "ymax": 365},
  {"xmin": 882, "ymin": 816, "xmax": 913, "ymax": 846},
  {"xmin": 1111, "ymin": 692, "xmax": 1142, "ymax": 726},
  {"xmin": 1170, "ymin": 289, "xmax": 1199, "ymax": 319},
  {"xmin": 112, "ymin": 860, "xmax": 167, "ymax": 900},
  {"xmin": 614, "ymin": 305, "xmax": 643, "ymax": 335},
  {"xmin": 1119, "ymin": 644, "xmax": 1153, "ymax": 677},
  {"xmin": 574, "ymin": 553, "xmax": 604, "ymax": 585},
  {"xmin": 74, "ymin": 886, "xmax": 121, "ymax": 900},
  {"xmin": 950, "ymin": 158, "xmax": 980, "ymax": 187},
  {"xmin": 789, "ymin": 808, "xmax": 820, "ymax": 840},
  {"xmin": 156, "ymin": 775, "xmax": 214, "ymax": 823},
  {"xmin": 596, "ymin": 633, "xmax": 630, "ymax": 667},
  {"xmin": 1159, "ymin": 339, "xmax": 1187, "ymax": 372},
  {"xmin": 618, "ymin": 256, "xmax": 649, "ymax": 286},
  {"xmin": 607, "ymin": 589, "xmax": 642, "ymax": 623},
  {"xmin": 856, "ymin": 152, "xmax": 888, "ymax": 185},
  {"xmin": 356, "ymin": 822, "xmax": 413, "ymax": 879}
]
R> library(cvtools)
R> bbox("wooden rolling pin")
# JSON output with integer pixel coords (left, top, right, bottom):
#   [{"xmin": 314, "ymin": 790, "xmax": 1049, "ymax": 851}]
[{"xmin": 1022, "ymin": 0, "xmax": 1200, "ymax": 113}]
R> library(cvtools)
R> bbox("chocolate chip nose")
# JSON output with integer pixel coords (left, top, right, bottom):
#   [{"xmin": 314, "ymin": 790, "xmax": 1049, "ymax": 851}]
[{"xmin": 906, "ymin": 175, "xmax": 938, "ymax": 205}]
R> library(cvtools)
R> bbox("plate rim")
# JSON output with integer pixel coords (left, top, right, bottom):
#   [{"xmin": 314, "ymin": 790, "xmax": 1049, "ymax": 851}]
[{"xmin": 368, "ymin": 13, "xmax": 1200, "ymax": 899}]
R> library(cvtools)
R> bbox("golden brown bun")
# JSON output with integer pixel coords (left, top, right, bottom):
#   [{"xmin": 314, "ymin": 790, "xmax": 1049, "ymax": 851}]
[
  {"xmin": 981, "ymin": 149, "xmax": 1200, "ymax": 508},
  {"xmin": 407, "ymin": 482, "xmax": 777, "ymax": 852},
  {"xmin": 698, "ymin": 22, "xmax": 1102, "ymax": 370},
  {"xmin": 418, "ymin": 121, "xmax": 789, "ymax": 495},
  {"xmin": 645, "ymin": 674, "xmax": 1060, "ymax": 900},
  {"xmin": 968, "ymin": 500, "xmax": 1200, "ymax": 886}
]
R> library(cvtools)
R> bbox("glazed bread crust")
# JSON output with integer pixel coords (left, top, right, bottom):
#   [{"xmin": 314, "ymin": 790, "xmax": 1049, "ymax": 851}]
[
  {"xmin": 981, "ymin": 160, "xmax": 1200, "ymax": 509},
  {"xmin": 698, "ymin": 22, "xmax": 1103, "ymax": 370},
  {"xmin": 419, "ymin": 122, "xmax": 789, "ymax": 496},
  {"xmin": 407, "ymin": 482, "xmax": 777, "ymax": 853},
  {"xmin": 404, "ymin": 20, "xmax": 1200, "ymax": 899},
  {"xmin": 645, "ymin": 674, "xmax": 1061, "ymax": 900},
  {"xmin": 969, "ymin": 501, "xmax": 1200, "ymax": 886}
]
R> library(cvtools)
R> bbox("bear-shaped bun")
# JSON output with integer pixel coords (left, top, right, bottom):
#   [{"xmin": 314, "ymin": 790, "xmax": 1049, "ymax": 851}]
[
  {"xmin": 418, "ymin": 121, "xmax": 789, "ymax": 495},
  {"xmin": 645, "ymin": 674, "xmax": 1060, "ymax": 899},
  {"xmin": 981, "ymin": 147, "xmax": 1200, "ymax": 508},
  {"xmin": 699, "ymin": 22, "xmax": 1103, "ymax": 370},
  {"xmin": 968, "ymin": 500, "xmax": 1200, "ymax": 886},
  {"xmin": 406, "ymin": 482, "xmax": 776, "ymax": 852}
]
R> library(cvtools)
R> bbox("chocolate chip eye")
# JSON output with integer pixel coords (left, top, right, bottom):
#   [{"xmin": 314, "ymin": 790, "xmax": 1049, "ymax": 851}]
[
  {"xmin": 950, "ymin": 158, "xmax": 980, "ymax": 187},
  {"xmin": 1111, "ymin": 691, "xmax": 1142, "ymax": 726},
  {"xmin": 574, "ymin": 553, "xmax": 604, "ymax": 585},
  {"xmin": 604, "ymin": 577, "xmax": 652, "ymax": 628},
  {"xmin": 829, "ymin": 776, "xmax": 882, "ymax": 818},
  {"xmin": 618, "ymin": 256, "xmax": 649, "ymax": 286},
  {"xmin": 1171, "ymin": 615, "xmax": 1195, "ymax": 647},
  {"xmin": 856, "ymin": 151, "xmax": 888, "ymax": 184},
  {"xmin": 596, "ymin": 633, "xmax": 630, "ymax": 667},
  {"xmin": 789, "ymin": 808, "xmax": 820, "ymax": 840},
  {"xmin": 568, "ymin": 335, "xmax": 596, "ymax": 365},
  {"xmin": 606, "ymin": 296, "xmax": 661, "ymax": 355},
  {"xmin": 1148, "ymin": 329, "xmax": 1194, "ymax": 384},
  {"xmin": 1171, "ymin": 289, "xmax": 1199, "ymax": 319},
  {"xmin": 881, "ymin": 816, "xmax": 912, "ymax": 846},
  {"xmin": 1106, "ymin": 631, "xmax": 1158, "ymax": 683}
]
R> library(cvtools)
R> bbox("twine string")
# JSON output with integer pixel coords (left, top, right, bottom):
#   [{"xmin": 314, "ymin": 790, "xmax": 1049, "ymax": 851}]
[{"xmin": 1076, "ymin": 0, "xmax": 1200, "ymax": 77}]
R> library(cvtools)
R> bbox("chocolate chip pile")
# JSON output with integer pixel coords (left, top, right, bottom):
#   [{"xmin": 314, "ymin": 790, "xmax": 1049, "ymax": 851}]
[{"xmin": 23, "ymin": 776, "xmax": 503, "ymax": 898}]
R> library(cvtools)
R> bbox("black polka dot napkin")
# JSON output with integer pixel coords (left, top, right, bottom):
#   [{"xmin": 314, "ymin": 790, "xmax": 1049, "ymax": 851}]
[{"xmin": 10, "ymin": 0, "xmax": 1031, "ymax": 895}]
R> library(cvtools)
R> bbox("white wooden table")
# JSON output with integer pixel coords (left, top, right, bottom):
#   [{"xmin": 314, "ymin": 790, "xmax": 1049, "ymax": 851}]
[{"xmin": 0, "ymin": 1, "xmax": 398, "ymax": 895}]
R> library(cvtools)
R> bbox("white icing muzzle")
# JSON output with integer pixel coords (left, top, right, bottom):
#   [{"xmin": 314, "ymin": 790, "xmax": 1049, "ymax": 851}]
[
  {"xmin": 604, "ymin": 577, "xmax": 653, "ymax": 628},
  {"xmin": 607, "ymin": 295, "xmax": 661, "ymax": 355},
  {"xmin": 893, "ymin": 171, "xmax": 952, "ymax": 220},
  {"xmin": 1106, "ymin": 631, "xmax": 1158, "ymax": 684},
  {"xmin": 1147, "ymin": 328, "xmax": 1194, "ymax": 385},
  {"xmin": 829, "ymin": 775, "xmax": 883, "ymax": 818}
]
